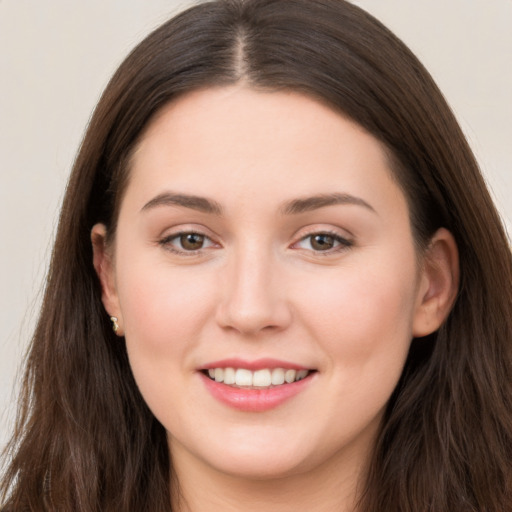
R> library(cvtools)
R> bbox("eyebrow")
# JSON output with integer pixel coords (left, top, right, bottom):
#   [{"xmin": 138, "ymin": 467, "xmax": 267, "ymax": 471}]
[
  {"xmin": 140, "ymin": 191, "xmax": 376, "ymax": 217},
  {"xmin": 280, "ymin": 193, "xmax": 376, "ymax": 215},
  {"xmin": 141, "ymin": 192, "xmax": 223, "ymax": 215}
]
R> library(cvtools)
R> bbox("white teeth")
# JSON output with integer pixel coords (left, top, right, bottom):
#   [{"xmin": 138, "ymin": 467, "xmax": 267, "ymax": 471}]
[
  {"xmin": 253, "ymin": 369, "xmax": 272, "ymax": 387},
  {"xmin": 271, "ymin": 368, "xmax": 285, "ymax": 385},
  {"xmin": 235, "ymin": 368, "xmax": 253, "ymax": 387},
  {"xmin": 284, "ymin": 369, "xmax": 297, "ymax": 383},
  {"xmin": 205, "ymin": 367, "xmax": 311, "ymax": 387},
  {"xmin": 223, "ymin": 367, "xmax": 236, "ymax": 385}
]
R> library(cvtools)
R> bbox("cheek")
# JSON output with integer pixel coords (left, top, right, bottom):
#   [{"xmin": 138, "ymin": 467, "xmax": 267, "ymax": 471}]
[
  {"xmin": 298, "ymin": 261, "xmax": 418, "ymax": 436},
  {"xmin": 115, "ymin": 264, "xmax": 218, "ymax": 430},
  {"xmin": 298, "ymin": 254, "xmax": 418, "ymax": 375},
  {"xmin": 114, "ymin": 259, "xmax": 218, "ymax": 406},
  {"xmin": 118, "ymin": 261, "xmax": 215, "ymax": 348}
]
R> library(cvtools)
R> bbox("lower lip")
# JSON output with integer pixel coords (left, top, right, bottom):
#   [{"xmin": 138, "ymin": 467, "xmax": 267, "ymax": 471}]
[{"xmin": 200, "ymin": 372, "xmax": 314, "ymax": 412}]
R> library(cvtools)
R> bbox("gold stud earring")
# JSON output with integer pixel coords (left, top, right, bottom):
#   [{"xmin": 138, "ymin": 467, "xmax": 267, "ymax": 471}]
[{"xmin": 110, "ymin": 316, "xmax": 119, "ymax": 333}]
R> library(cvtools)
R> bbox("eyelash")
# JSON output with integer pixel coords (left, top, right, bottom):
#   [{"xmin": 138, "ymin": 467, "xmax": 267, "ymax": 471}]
[
  {"xmin": 158, "ymin": 229, "xmax": 353, "ymax": 256},
  {"xmin": 293, "ymin": 230, "xmax": 353, "ymax": 255},
  {"xmin": 158, "ymin": 231, "xmax": 216, "ymax": 255}
]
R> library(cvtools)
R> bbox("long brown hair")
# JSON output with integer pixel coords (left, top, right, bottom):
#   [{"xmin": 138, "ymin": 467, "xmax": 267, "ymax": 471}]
[{"xmin": 2, "ymin": 1, "xmax": 511, "ymax": 510}]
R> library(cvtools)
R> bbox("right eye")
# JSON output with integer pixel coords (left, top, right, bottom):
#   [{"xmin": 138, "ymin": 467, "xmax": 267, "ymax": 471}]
[{"xmin": 159, "ymin": 231, "xmax": 216, "ymax": 254}]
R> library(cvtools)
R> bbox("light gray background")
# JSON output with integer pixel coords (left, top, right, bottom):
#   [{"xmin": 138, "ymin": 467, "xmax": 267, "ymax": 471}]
[{"xmin": 1, "ymin": 0, "xmax": 511, "ymax": 449}]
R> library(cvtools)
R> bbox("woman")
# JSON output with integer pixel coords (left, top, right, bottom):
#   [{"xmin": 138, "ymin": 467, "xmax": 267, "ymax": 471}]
[{"xmin": 2, "ymin": 0, "xmax": 511, "ymax": 510}]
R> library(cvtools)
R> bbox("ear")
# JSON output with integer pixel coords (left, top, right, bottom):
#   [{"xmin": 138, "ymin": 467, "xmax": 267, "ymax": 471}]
[
  {"xmin": 91, "ymin": 223, "xmax": 124, "ymax": 336},
  {"xmin": 412, "ymin": 228, "xmax": 459, "ymax": 337}
]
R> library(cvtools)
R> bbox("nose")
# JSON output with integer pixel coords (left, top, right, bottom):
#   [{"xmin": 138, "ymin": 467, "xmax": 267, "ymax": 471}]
[{"xmin": 215, "ymin": 245, "xmax": 293, "ymax": 336}]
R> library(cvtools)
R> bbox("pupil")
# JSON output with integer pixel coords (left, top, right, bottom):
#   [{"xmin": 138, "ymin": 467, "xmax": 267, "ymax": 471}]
[
  {"xmin": 311, "ymin": 234, "xmax": 334, "ymax": 250},
  {"xmin": 180, "ymin": 233, "xmax": 204, "ymax": 250}
]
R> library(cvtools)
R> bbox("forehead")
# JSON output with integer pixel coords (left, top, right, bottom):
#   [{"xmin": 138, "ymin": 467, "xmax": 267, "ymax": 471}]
[{"xmin": 124, "ymin": 86, "xmax": 407, "ymax": 218}]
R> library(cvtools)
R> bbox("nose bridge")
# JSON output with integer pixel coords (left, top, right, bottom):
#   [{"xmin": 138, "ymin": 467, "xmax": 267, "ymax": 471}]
[{"xmin": 216, "ymin": 240, "xmax": 291, "ymax": 335}]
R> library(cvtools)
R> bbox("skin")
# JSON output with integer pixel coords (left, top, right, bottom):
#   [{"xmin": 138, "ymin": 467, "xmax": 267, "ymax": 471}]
[{"xmin": 92, "ymin": 86, "xmax": 458, "ymax": 511}]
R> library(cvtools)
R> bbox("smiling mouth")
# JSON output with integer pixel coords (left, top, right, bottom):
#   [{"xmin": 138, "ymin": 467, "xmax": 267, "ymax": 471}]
[{"xmin": 201, "ymin": 367, "xmax": 314, "ymax": 389}]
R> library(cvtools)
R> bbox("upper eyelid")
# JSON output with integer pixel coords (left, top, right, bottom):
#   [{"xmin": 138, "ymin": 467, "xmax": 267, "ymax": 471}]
[
  {"xmin": 158, "ymin": 223, "xmax": 219, "ymax": 240},
  {"xmin": 291, "ymin": 225, "xmax": 354, "ymax": 242},
  {"xmin": 298, "ymin": 229, "xmax": 351, "ymax": 240}
]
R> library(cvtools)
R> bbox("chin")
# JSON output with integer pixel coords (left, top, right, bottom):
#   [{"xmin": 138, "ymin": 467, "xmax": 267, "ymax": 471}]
[
  {"xmin": 209, "ymin": 452, "xmax": 308, "ymax": 481},
  {"xmin": 170, "ymin": 427, "xmax": 314, "ymax": 481}
]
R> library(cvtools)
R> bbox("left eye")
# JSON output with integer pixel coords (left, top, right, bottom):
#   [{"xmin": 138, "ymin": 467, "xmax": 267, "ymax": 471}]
[
  {"xmin": 295, "ymin": 233, "xmax": 351, "ymax": 252},
  {"xmin": 161, "ymin": 232, "xmax": 215, "ymax": 252}
]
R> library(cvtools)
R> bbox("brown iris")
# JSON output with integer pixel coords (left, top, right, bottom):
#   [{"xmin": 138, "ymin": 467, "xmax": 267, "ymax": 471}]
[
  {"xmin": 310, "ymin": 234, "xmax": 336, "ymax": 251},
  {"xmin": 179, "ymin": 233, "xmax": 205, "ymax": 250}
]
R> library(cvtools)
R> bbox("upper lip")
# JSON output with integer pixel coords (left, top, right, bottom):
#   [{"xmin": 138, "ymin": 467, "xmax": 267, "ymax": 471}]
[{"xmin": 200, "ymin": 358, "xmax": 312, "ymax": 371}]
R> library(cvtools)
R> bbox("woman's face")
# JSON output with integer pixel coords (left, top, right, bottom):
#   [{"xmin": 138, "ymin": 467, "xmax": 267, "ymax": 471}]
[{"xmin": 97, "ymin": 86, "xmax": 433, "ymax": 480}]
